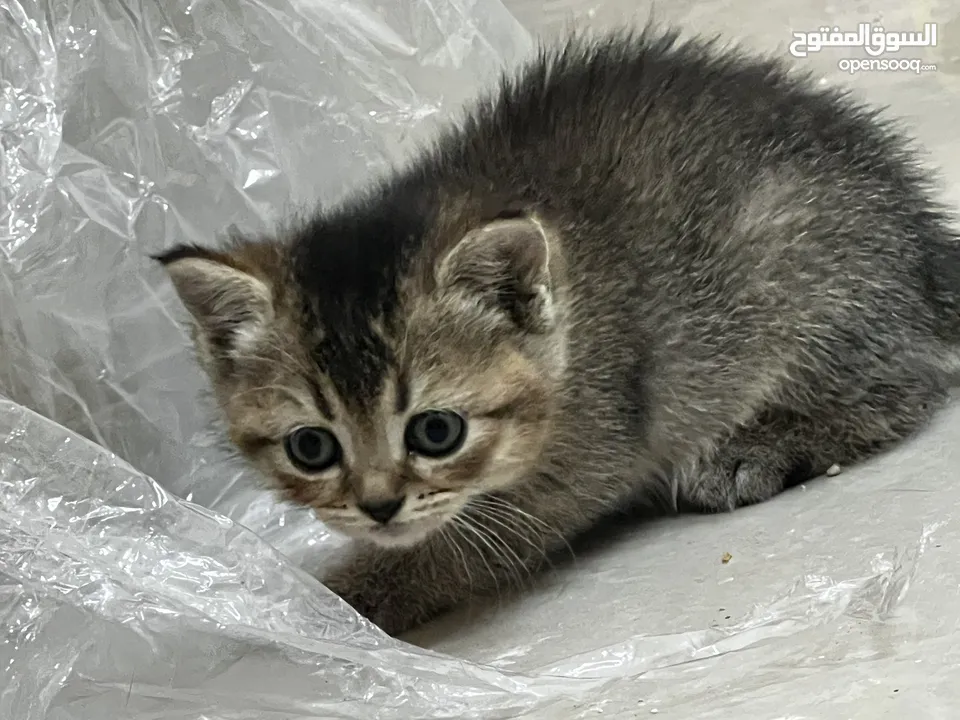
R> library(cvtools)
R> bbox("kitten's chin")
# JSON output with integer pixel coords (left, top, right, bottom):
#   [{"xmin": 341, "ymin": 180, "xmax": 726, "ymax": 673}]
[{"xmin": 348, "ymin": 515, "xmax": 450, "ymax": 548}]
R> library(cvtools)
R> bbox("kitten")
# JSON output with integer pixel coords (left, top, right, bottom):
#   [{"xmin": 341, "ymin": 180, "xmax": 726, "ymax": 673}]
[{"xmin": 156, "ymin": 28, "xmax": 960, "ymax": 635}]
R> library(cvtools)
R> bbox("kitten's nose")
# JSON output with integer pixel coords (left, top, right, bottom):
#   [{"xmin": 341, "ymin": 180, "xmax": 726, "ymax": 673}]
[{"xmin": 358, "ymin": 497, "xmax": 405, "ymax": 524}]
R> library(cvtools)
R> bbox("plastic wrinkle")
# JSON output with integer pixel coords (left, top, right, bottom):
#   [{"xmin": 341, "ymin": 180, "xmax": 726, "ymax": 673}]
[{"xmin": 2, "ymin": 0, "xmax": 960, "ymax": 717}]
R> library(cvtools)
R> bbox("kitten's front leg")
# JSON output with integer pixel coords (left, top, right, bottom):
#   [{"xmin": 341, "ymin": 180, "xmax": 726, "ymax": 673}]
[
  {"xmin": 322, "ymin": 480, "xmax": 594, "ymax": 635},
  {"xmin": 322, "ymin": 536, "xmax": 468, "ymax": 636}
]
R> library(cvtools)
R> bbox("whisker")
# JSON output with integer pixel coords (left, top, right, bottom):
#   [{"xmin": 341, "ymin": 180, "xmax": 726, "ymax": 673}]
[
  {"xmin": 472, "ymin": 495, "xmax": 577, "ymax": 566},
  {"xmin": 480, "ymin": 520, "xmax": 533, "ymax": 589},
  {"xmin": 475, "ymin": 495, "xmax": 556, "ymax": 533},
  {"xmin": 450, "ymin": 517, "xmax": 502, "ymax": 602},
  {"xmin": 458, "ymin": 513, "xmax": 528, "ymax": 592},
  {"xmin": 467, "ymin": 505, "xmax": 553, "ymax": 572},
  {"xmin": 439, "ymin": 526, "xmax": 474, "ymax": 593}
]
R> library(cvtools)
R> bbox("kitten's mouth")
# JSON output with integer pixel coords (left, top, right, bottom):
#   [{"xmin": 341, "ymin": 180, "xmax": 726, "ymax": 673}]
[{"xmin": 364, "ymin": 515, "xmax": 448, "ymax": 547}]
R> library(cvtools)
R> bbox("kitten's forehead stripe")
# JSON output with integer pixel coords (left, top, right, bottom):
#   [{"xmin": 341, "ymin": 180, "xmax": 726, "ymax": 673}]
[
  {"xmin": 290, "ymin": 178, "xmax": 435, "ymax": 324},
  {"xmin": 311, "ymin": 315, "xmax": 394, "ymax": 412},
  {"xmin": 305, "ymin": 374, "xmax": 334, "ymax": 419},
  {"xmin": 395, "ymin": 370, "xmax": 410, "ymax": 414},
  {"xmin": 288, "ymin": 178, "xmax": 440, "ymax": 412}
]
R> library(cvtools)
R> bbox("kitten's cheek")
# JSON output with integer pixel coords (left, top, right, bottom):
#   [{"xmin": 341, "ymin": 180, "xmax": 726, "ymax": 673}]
[
  {"xmin": 273, "ymin": 470, "xmax": 341, "ymax": 507},
  {"xmin": 408, "ymin": 457, "xmax": 469, "ymax": 488},
  {"xmin": 472, "ymin": 433, "xmax": 543, "ymax": 491},
  {"xmin": 308, "ymin": 505, "xmax": 361, "ymax": 534}
]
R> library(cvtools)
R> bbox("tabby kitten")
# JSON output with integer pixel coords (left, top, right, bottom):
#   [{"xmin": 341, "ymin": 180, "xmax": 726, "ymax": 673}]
[{"xmin": 157, "ymin": 29, "xmax": 960, "ymax": 635}]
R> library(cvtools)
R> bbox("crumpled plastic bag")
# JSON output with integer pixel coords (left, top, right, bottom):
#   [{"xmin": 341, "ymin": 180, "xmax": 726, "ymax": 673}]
[
  {"xmin": 0, "ymin": 0, "xmax": 607, "ymax": 716},
  {"xmin": 0, "ymin": 399, "xmax": 609, "ymax": 718},
  {"xmin": 0, "ymin": 0, "xmax": 532, "ymax": 565},
  {"xmin": 4, "ymin": 0, "xmax": 960, "ymax": 717}
]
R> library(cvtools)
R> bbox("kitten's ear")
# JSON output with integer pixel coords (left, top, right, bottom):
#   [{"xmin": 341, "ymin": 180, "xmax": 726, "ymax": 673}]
[
  {"xmin": 437, "ymin": 217, "xmax": 555, "ymax": 332},
  {"xmin": 154, "ymin": 244, "xmax": 274, "ymax": 356}
]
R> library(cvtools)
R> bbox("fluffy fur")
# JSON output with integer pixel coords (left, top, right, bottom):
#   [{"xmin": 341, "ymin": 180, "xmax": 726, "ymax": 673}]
[{"xmin": 156, "ymin": 28, "xmax": 960, "ymax": 635}]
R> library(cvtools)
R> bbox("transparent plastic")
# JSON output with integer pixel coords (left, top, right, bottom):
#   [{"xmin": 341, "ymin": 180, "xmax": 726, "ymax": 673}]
[{"xmin": 3, "ymin": 0, "xmax": 960, "ymax": 717}]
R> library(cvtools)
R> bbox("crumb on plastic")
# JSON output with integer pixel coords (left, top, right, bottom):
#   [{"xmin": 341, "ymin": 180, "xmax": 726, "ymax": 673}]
[
  {"xmin": 826, "ymin": 463, "xmax": 842, "ymax": 477},
  {"xmin": 721, "ymin": 551, "xmax": 733, "ymax": 564}
]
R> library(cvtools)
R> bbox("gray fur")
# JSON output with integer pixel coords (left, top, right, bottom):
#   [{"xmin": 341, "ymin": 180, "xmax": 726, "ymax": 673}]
[{"xmin": 158, "ymin": 28, "xmax": 960, "ymax": 635}]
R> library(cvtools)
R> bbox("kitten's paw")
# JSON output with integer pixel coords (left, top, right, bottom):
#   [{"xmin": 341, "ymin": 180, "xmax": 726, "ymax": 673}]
[
  {"xmin": 678, "ymin": 439, "xmax": 818, "ymax": 513},
  {"xmin": 321, "ymin": 548, "xmax": 447, "ymax": 636}
]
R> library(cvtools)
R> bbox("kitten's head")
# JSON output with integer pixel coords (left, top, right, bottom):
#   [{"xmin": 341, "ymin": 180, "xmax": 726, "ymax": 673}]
[{"xmin": 156, "ymin": 206, "xmax": 568, "ymax": 547}]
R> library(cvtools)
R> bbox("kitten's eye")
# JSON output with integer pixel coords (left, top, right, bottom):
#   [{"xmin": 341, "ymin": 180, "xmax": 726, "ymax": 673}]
[
  {"xmin": 404, "ymin": 410, "xmax": 467, "ymax": 458},
  {"xmin": 284, "ymin": 426, "xmax": 341, "ymax": 472}
]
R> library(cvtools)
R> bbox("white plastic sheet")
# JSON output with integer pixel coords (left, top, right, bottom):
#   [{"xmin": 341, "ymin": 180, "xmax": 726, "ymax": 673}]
[
  {"xmin": 3, "ymin": 0, "xmax": 960, "ymax": 717},
  {"xmin": 0, "ymin": 1, "xmax": 586, "ymax": 716}
]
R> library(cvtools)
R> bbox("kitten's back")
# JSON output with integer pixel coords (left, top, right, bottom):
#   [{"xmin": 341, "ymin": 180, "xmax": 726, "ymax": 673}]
[
  {"xmin": 426, "ymin": 29, "xmax": 960, "ymax": 340},
  {"xmin": 412, "ymin": 28, "xmax": 960, "ymax": 467}
]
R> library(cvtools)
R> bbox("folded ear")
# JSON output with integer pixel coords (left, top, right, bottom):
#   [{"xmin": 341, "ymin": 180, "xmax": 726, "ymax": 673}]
[
  {"xmin": 436, "ymin": 216, "xmax": 556, "ymax": 332},
  {"xmin": 154, "ymin": 244, "xmax": 274, "ymax": 357}
]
